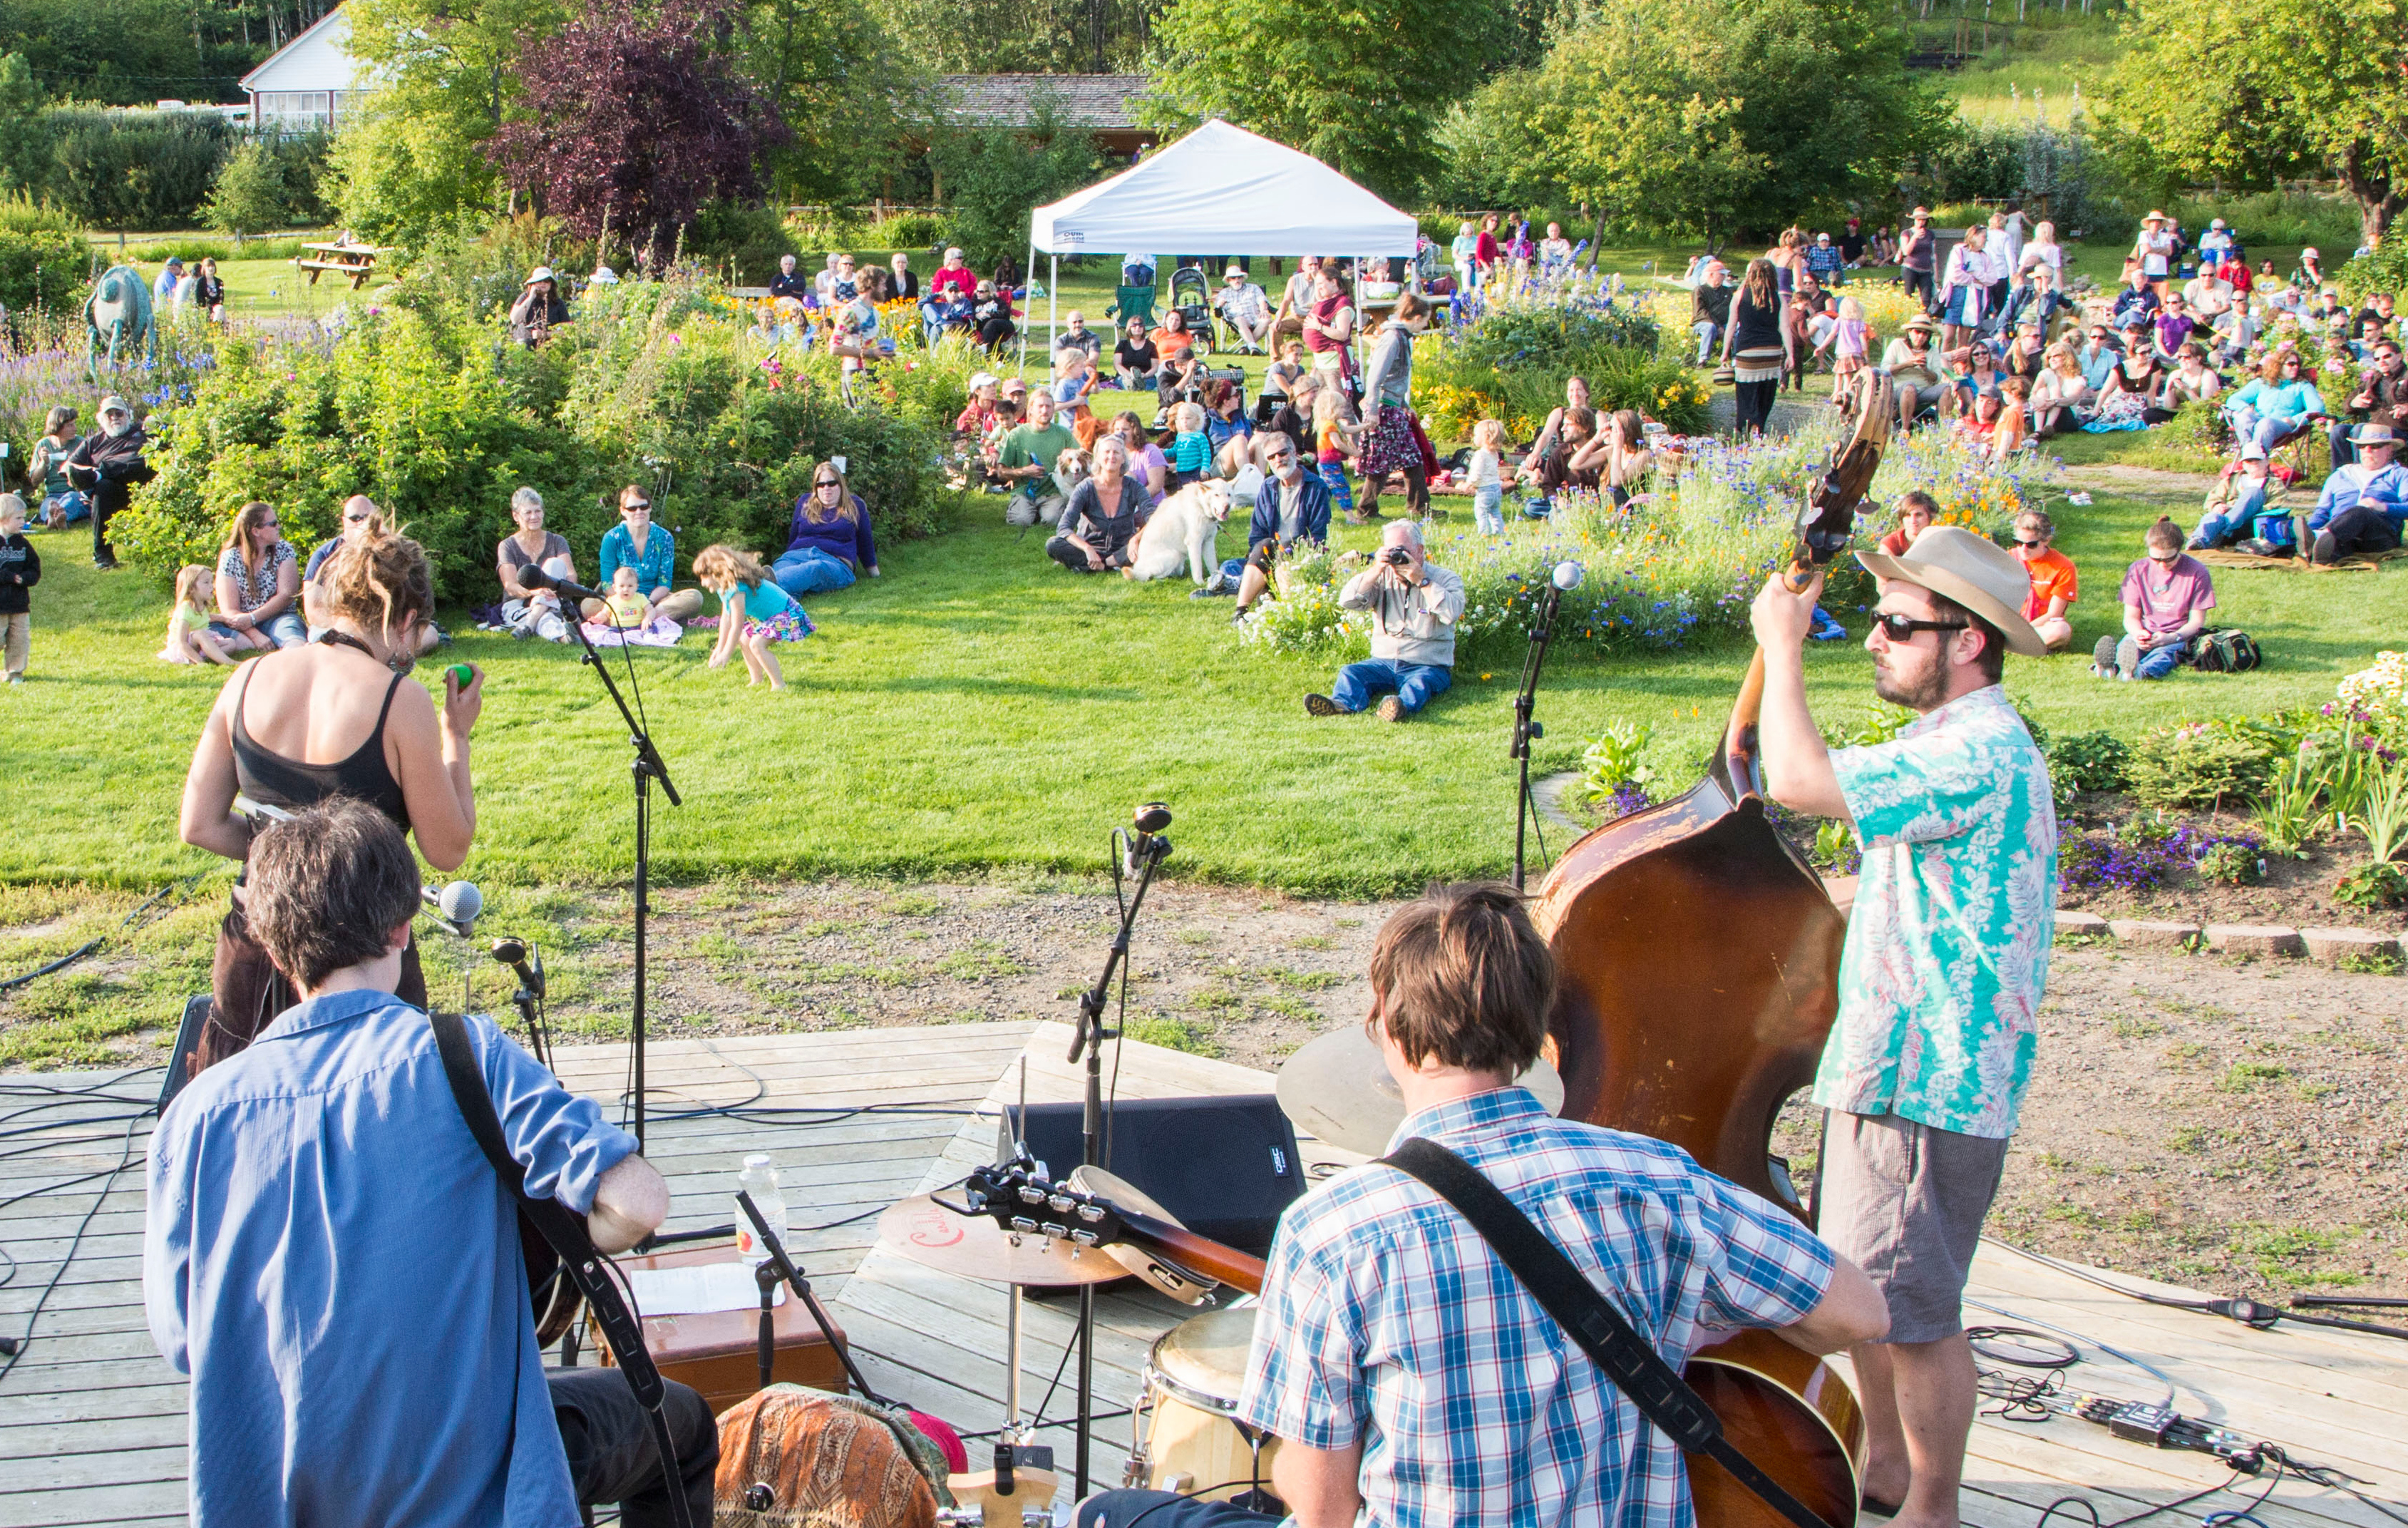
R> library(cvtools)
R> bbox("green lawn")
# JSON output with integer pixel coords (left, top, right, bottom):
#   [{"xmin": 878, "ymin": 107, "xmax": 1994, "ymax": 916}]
[{"xmin": 5, "ymin": 473, "xmax": 2401, "ymax": 900}]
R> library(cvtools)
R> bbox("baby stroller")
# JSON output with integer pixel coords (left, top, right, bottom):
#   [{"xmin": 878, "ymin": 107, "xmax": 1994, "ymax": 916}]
[{"xmin": 1168, "ymin": 265, "xmax": 1215, "ymax": 355}]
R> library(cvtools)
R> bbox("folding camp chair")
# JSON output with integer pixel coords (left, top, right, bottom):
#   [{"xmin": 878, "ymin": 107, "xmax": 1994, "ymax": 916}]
[{"xmin": 1108, "ymin": 282, "xmax": 1156, "ymax": 328}]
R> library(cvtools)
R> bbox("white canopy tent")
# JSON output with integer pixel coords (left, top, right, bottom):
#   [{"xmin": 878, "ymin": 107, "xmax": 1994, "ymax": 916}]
[{"xmin": 1018, "ymin": 119, "xmax": 1419, "ymax": 376}]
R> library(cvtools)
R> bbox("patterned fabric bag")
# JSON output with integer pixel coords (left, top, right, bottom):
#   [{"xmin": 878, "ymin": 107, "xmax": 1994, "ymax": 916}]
[{"xmin": 714, "ymin": 1385, "xmax": 945, "ymax": 1527}]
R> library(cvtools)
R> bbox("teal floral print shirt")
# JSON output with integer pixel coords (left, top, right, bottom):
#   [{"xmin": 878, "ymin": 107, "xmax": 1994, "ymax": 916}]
[{"xmin": 1812, "ymin": 684, "xmax": 2058, "ymax": 1139}]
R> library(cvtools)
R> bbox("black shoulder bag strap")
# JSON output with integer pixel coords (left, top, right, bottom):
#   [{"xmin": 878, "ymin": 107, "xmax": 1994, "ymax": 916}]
[
  {"xmin": 1382, "ymin": 1137, "xmax": 1837, "ymax": 1528},
  {"xmin": 428, "ymin": 1010, "xmax": 696, "ymax": 1528}
]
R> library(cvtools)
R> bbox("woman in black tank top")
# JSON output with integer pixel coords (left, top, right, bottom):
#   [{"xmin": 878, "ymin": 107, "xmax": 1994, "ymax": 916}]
[{"xmin": 180, "ymin": 525, "xmax": 483, "ymax": 1075}]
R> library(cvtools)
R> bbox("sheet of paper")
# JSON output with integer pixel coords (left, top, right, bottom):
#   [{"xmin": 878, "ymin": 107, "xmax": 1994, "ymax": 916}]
[{"xmin": 627, "ymin": 1262, "xmax": 786, "ymax": 1317}]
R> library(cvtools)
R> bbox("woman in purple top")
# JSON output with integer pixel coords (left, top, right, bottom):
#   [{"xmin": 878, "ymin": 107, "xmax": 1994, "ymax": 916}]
[
  {"xmin": 771, "ymin": 460, "xmax": 880, "ymax": 597},
  {"xmin": 2094, "ymin": 516, "xmax": 2215, "ymax": 680}
]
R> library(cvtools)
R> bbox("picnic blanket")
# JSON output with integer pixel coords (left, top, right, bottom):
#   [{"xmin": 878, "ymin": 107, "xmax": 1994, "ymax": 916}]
[{"xmin": 2193, "ymin": 545, "xmax": 2408, "ymax": 572}]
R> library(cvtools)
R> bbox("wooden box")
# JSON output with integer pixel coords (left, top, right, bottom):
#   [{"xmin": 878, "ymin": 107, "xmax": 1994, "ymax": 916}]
[{"xmin": 595, "ymin": 1242, "xmax": 850, "ymax": 1415}]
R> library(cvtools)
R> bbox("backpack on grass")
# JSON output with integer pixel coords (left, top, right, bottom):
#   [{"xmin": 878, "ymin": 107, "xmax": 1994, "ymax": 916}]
[{"xmin": 2190, "ymin": 629, "xmax": 2262, "ymax": 672}]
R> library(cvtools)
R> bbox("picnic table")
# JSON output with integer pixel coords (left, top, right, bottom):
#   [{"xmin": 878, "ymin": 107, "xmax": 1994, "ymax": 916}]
[{"xmin": 295, "ymin": 242, "xmax": 393, "ymax": 289}]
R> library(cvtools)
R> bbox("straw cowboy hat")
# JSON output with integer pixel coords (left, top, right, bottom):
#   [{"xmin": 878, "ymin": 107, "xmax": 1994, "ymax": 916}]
[
  {"xmin": 1903, "ymin": 312, "xmax": 1937, "ymax": 333},
  {"xmin": 2348, "ymin": 421, "xmax": 2400, "ymax": 446},
  {"xmin": 2144, "ymin": 210, "xmax": 2168, "ymax": 225},
  {"xmin": 1856, "ymin": 524, "xmax": 2049, "ymax": 657}
]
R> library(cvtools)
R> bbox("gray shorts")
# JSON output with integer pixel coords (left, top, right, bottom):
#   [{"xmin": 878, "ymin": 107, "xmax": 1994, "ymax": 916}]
[{"xmin": 1818, "ymin": 1112, "xmax": 2008, "ymax": 1344}]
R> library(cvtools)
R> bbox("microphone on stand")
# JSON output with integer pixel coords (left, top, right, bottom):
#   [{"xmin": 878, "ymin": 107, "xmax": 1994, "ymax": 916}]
[
  {"xmin": 421, "ymin": 880, "xmax": 484, "ymax": 938},
  {"xmin": 489, "ymin": 937, "xmax": 545, "ymax": 999},
  {"xmin": 1122, "ymin": 802, "xmax": 1173, "ymax": 877},
  {"xmin": 516, "ymin": 562, "xmax": 607, "ymax": 607}
]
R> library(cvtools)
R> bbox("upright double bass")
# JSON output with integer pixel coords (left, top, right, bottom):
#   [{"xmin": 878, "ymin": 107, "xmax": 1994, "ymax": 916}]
[{"xmin": 1532, "ymin": 371, "xmax": 1895, "ymax": 1527}]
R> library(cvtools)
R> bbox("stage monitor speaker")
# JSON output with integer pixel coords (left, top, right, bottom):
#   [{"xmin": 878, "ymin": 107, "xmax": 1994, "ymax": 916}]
[{"xmin": 1016, "ymin": 1095, "xmax": 1304, "ymax": 1256}]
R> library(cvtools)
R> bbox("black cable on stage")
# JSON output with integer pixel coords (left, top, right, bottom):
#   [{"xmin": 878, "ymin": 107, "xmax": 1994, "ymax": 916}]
[
  {"xmin": 0, "ymin": 1110, "xmax": 146, "ymax": 1385},
  {"xmin": 1987, "ymin": 1239, "xmax": 2408, "ymax": 1343}
]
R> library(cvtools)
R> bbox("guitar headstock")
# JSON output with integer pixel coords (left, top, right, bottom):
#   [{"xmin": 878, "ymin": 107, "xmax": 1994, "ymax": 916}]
[{"xmin": 957, "ymin": 1159, "xmax": 1127, "ymax": 1248}]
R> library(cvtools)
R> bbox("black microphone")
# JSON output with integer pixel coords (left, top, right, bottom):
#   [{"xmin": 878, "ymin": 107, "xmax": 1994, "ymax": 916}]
[
  {"xmin": 1123, "ymin": 801, "xmax": 1173, "ymax": 877},
  {"xmin": 489, "ymin": 937, "xmax": 545, "ymax": 999},
  {"xmin": 517, "ymin": 562, "xmax": 606, "ymax": 605}
]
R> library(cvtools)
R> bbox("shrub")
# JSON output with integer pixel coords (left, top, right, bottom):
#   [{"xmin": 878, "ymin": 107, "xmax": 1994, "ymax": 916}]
[
  {"xmin": 2049, "ymin": 730, "xmax": 2134, "ymax": 798},
  {"xmin": 45, "ymin": 108, "xmax": 232, "ymax": 230},
  {"xmin": 2129, "ymin": 722, "xmax": 2281, "ymax": 809},
  {"xmin": 115, "ymin": 267, "xmax": 970, "ymax": 605},
  {"xmin": 2195, "ymin": 841, "xmax": 2265, "ymax": 887},
  {"xmin": 1575, "ymin": 721, "xmax": 1658, "ymax": 817},
  {"xmin": 684, "ymin": 201, "xmax": 791, "ymax": 286},
  {"xmin": 2335, "ymin": 861, "xmax": 2408, "ymax": 910},
  {"xmin": 202, "ymin": 140, "xmax": 292, "ymax": 238},
  {"xmin": 2334, "ymin": 652, "xmax": 2408, "ymax": 750},
  {"xmin": 0, "ymin": 226, "xmax": 87, "ymax": 314},
  {"xmin": 2059, "ymin": 818, "xmax": 2260, "ymax": 896},
  {"xmin": 2337, "ymin": 242, "xmax": 2408, "ymax": 307}
]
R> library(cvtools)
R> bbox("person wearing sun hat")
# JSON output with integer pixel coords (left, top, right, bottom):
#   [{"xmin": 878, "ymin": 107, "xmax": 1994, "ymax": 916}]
[
  {"xmin": 1899, "ymin": 206, "xmax": 1938, "ymax": 313},
  {"xmin": 1880, "ymin": 312, "xmax": 1952, "ymax": 429},
  {"xmin": 2135, "ymin": 210, "xmax": 2177, "ymax": 297},
  {"xmin": 508, "ymin": 266, "xmax": 570, "ymax": 347},
  {"xmin": 1747, "ymin": 524, "xmax": 2054, "ymax": 1528},
  {"xmin": 2307, "ymin": 417, "xmax": 2408, "ymax": 563}
]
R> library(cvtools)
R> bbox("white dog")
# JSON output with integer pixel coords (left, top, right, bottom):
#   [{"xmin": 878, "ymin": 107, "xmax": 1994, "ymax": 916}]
[{"xmin": 1126, "ymin": 478, "xmax": 1233, "ymax": 585}]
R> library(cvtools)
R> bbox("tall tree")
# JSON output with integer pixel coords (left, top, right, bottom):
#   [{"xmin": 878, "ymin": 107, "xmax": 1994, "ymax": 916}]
[
  {"xmin": 483, "ymin": 0, "xmax": 789, "ymax": 259},
  {"xmin": 332, "ymin": 0, "xmax": 566, "ymax": 241},
  {"xmin": 1143, "ymin": 0, "xmax": 1513, "ymax": 202},
  {"xmin": 1458, "ymin": 0, "xmax": 1945, "ymax": 245},
  {"xmin": 736, "ymin": 0, "xmax": 925, "ymax": 208},
  {"xmin": 2100, "ymin": 0, "xmax": 2408, "ymax": 248}
]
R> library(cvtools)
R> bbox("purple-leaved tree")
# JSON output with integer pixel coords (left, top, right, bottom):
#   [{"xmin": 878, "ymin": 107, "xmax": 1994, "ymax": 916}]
[{"xmin": 485, "ymin": 0, "xmax": 788, "ymax": 260}]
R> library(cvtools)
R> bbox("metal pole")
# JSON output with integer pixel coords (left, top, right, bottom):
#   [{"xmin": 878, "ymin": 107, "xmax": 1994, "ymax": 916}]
[{"xmin": 632, "ymin": 764, "xmax": 649, "ymax": 1152}]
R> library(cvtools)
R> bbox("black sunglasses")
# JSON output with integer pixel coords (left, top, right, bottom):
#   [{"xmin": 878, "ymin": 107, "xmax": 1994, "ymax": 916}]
[
  {"xmin": 2014, "ymin": 537, "xmax": 2045, "ymax": 548},
  {"xmin": 1873, "ymin": 612, "xmax": 1968, "ymax": 642},
  {"xmin": 624, "ymin": 501, "xmax": 652, "ymax": 511}
]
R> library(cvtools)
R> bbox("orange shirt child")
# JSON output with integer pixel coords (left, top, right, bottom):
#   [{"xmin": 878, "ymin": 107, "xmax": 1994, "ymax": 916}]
[{"xmin": 2022, "ymin": 546, "xmax": 2079, "ymax": 622}]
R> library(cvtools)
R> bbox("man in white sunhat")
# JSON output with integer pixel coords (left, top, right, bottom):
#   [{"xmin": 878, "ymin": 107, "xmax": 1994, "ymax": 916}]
[
  {"xmin": 1217, "ymin": 264, "xmax": 1272, "ymax": 352},
  {"xmin": 1749, "ymin": 526, "xmax": 2057, "ymax": 1528},
  {"xmin": 2307, "ymin": 419, "xmax": 2408, "ymax": 564}
]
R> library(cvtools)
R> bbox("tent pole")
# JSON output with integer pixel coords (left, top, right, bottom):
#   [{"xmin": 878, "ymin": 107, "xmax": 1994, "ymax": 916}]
[
  {"xmin": 1050, "ymin": 255, "xmax": 1059, "ymax": 382},
  {"xmin": 1019, "ymin": 237, "xmax": 1036, "ymax": 379}
]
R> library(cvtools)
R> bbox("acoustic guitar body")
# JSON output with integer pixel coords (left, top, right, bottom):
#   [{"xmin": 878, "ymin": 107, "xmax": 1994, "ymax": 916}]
[{"xmin": 1684, "ymin": 1329, "xmax": 1865, "ymax": 1528}]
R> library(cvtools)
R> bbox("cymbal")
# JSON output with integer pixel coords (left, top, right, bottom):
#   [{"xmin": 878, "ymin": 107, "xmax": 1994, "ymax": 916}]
[
  {"xmin": 1070, "ymin": 1166, "xmax": 1215, "ymax": 1304},
  {"xmin": 875, "ymin": 1194, "xmax": 1127, "ymax": 1286},
  {"xmin": 1275, "ymin": 1027, "xmax": 1565, "ymax": 1158}
]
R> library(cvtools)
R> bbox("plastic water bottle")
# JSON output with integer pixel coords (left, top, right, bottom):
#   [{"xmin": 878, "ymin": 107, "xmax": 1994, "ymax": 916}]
[{"xmin": 734, "ymin": 1154, "xmax": 786, "ymax": 1265}]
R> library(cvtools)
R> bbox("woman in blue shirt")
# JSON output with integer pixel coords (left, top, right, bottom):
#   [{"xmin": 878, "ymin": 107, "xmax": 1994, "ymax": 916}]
[
  {"xmin": 2221, "ymin": 350, "xmax": 2327, "ymax": 455},
  {"xmin": 695, "ymin": 543, "xmax": 812, "ymax": 692},
  {"xmin": 596, "ymin": 486, "xmax": 704, "ymax": 623},
  {"xmin": 772, "ymin": 461, "xmax": 880, "ymax": 596}
]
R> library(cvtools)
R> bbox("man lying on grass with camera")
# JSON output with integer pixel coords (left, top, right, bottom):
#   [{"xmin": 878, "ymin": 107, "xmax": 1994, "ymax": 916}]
[{"xmin": 1305, "ymin": 520, "xmax": 1466, "ymax": 722}]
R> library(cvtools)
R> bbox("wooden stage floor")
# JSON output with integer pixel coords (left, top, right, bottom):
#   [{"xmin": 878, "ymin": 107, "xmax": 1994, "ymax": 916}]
[{"xmin": 2, "ymin": 1020, "xmax": 2402, "ymax": 1527}]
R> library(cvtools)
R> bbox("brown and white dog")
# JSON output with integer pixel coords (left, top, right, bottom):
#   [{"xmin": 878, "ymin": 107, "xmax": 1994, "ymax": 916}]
[
  {"xmin": 1006, "ymin": 446, "xmax": 1089, "ymax": 528},
  {"xmin": 1126, "ymin": 478, "xmax": 1233, "ymax": 585}
]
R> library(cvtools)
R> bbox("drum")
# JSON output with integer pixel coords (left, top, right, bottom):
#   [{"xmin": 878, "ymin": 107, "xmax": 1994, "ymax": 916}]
[{"xmin": 1126, "ymin": 1307, "xmax": 1280, "ymax": 1502}]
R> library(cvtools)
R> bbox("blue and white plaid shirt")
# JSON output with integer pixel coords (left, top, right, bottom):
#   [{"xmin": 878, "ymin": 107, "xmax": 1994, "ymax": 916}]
[{"xmin": 1235, "ymin": 1086, "xmax": 1836, "ymax": 1528}]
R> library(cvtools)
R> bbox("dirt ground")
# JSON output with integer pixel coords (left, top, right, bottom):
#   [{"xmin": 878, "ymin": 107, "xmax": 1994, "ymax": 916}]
[{"xmin": 456, "ymin": 876, "xmax": 2407, "ymax": 1298}]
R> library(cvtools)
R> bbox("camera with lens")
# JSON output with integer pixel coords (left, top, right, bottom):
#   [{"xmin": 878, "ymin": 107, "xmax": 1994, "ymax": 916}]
[{"xmin": 1379, "ymin": 546, "xmax": 1413, "ymax": 567}]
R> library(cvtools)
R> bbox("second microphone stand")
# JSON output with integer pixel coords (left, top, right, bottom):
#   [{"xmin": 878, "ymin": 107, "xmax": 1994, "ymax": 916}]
[
  {"xmin": 560, "ymin": 609, "xmax": 681, "ymax": 1156},
  {"xmin": 1511, "ymin": 576, "xmax": 1573, "ymax": 890},
  {"xmin": 1064, "ymin": 805, "xmax": 1173, "ymax": 1499}
]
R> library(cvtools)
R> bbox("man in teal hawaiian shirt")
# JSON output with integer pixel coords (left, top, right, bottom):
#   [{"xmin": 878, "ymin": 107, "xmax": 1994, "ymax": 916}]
[{"xmin": 1750, "ymin": 525, "xmax": 2056, "ymax": 1528}]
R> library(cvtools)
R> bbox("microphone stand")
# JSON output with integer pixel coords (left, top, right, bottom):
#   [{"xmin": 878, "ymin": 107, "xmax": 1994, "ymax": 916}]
[
  {"xmin": 1511, "ymin": 580, "xmax": 1570, "ymax": 891},
  {"xmin": 1064, "ymin": 810, "xmax": 1173, "ymax": 1500},
  {"xmin": 559, "ymin": 605, "xmax": 681, "ymax": 1159}
]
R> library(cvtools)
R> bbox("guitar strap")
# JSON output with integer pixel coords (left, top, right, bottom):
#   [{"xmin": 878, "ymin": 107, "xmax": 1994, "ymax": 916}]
[
  {"xmin": 428, "ymin": 1010, "xmax": 696, "ymax": 1528},
  {"xmin": 1381, "ymin": 1137, "xmax": 1840, "ymax": 1528}
]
